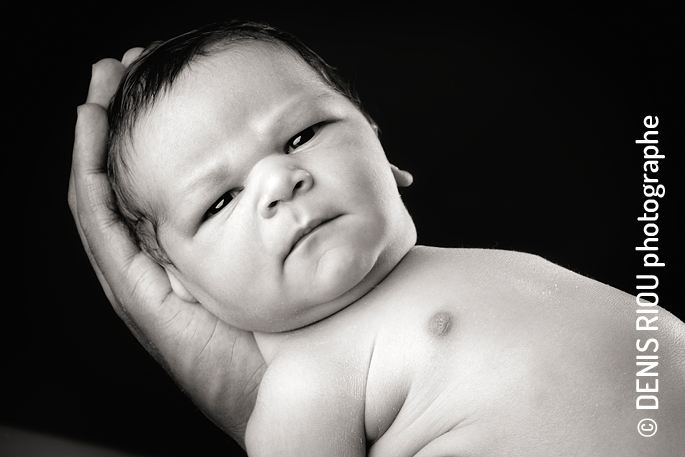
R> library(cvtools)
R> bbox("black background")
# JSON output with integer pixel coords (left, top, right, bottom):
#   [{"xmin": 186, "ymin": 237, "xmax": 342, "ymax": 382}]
[{"xmin": 15, "ymin": 2, "xmax": 681, "ymax": 456}]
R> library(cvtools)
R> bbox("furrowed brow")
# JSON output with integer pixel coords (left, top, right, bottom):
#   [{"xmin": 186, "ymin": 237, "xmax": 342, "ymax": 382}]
[{"xmin": 171, "ymin": 161, "xmax": 232, "ymax": 227}]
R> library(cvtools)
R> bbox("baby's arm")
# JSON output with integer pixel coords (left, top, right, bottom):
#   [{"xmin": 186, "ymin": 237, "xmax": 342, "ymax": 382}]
[{"xmin": 246, "ymin": 353, "xmax": 367, "ymax": 456}]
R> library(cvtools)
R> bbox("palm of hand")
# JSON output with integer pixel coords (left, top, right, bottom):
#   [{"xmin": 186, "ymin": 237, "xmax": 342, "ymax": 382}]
[{"xmin": 117, "ymin": 247, "xmax": 265, "ymax": 443}]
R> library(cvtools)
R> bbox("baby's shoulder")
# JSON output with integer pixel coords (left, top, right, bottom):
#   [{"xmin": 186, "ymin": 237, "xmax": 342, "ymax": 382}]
[
  {"xmin": 407, "ymin": 245, "xmax": 566, "ymax": 276},
  {"xmin": 246, "ymin": 343, "xmax": 368, "ymax": 454},
  {"xmin": 401, "ymin": 245, "xmax": 621, "ymax": 298}
]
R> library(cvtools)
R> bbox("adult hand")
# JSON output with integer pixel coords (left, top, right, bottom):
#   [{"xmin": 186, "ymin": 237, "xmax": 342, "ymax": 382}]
[{"xmin": 68, "ymin": 48, "xmax": 266, "ymax": 450}]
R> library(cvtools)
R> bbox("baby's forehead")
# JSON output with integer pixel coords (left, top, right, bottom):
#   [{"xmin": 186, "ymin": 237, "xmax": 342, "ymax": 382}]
[
  {"xmin": 187, "ymin": 40, "xmax": 329, "ymax": 92},
  {"xmin": 137, "ymin": 40, "xmax": 335, "ymax": 132},
  {"xmin": 138, "ymin": 40, "xmax": 337, "ymax": 135}
]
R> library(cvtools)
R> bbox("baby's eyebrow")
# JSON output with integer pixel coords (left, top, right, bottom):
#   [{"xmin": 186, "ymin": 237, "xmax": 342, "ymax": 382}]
[
  {"xmin": 174, "ymin": 160, "xmax": 233, "ymax": 221},
  {"xmin": 250, "ymin": 90, "xmax": 337, "ymax": 135}
]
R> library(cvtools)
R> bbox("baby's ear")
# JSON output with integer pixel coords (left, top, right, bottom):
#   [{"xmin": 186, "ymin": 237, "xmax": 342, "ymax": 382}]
[
  {"xmin": 390, "ymin": 163, "xmax": 413, "ymax": 187},
  {"xmin": 165, "ymin": 268, "xmax": 199, "ymax": 303}
]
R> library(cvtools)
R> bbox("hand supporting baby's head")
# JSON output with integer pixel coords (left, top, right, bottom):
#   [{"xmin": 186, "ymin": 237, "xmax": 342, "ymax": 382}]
[{"xmin": 107, "ymin": 20, "xmax": 417, "ymax": 332}]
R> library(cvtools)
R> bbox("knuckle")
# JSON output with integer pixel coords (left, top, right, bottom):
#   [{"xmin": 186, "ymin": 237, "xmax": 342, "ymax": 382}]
[
  {"xmin": 90, "ymin": 59, "xmax": 126, "ymax": 88},
  {"xmin": 122, "ymin": 47, "xmax": 145, "ymax": 66},
  {"xmin": 92, "ymin": 58, "xmax": 122, "ymax": 76}
]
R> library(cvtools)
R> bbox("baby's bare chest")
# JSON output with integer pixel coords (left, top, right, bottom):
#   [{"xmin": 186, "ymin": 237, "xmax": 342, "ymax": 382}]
[{"xmin": 358, "ymin": 287, "xmax": 498, "ymax": 455}]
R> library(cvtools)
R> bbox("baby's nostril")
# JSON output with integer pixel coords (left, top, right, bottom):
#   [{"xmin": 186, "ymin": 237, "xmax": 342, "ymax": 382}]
[
  {"xmin": 294, "ymin": 181, "xmax": 303, "ymax": 190},
  {"xmin": 268, "ymin": 201, "xmax": 278, "ymax": 208}
]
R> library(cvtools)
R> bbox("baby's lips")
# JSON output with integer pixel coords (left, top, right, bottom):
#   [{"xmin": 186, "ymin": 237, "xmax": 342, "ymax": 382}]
[{"xmin": 286, "ymin": 215, "xmax": 341, "ymax": 259}]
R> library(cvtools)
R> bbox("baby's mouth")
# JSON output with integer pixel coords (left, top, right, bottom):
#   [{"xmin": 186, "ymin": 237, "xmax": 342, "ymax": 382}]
[{"xmin": 287, "ymin": 215, "xmax": 340, "ymax": 258}]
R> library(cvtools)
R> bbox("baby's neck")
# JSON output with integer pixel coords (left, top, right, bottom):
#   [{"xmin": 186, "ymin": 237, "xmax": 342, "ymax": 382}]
[{"xmin": 253, "ymin": 245, "xmax": 418, "ymax": 364}]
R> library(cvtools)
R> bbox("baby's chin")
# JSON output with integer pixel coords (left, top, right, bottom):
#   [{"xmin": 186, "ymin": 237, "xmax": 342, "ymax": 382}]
[
  {"xmin": 282, "ymin": 244, "xmax": 386, "ymax": 328},
  {"xmin": 237, "ymin": 246, "xmax": 380, "ymax": 333},
  {"xmin": 305, "ymin": 245, "xmax": 376, "ymax": 301}
]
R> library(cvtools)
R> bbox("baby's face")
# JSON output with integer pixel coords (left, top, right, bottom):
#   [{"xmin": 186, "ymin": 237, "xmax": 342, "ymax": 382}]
[{"xmin": 129, "ymin": 42, "xmax": 415, "ymax": 332}]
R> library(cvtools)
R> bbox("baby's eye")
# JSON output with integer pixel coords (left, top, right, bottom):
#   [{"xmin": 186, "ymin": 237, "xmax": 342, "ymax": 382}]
[
  {"xmin": 285, "ymin": 124, "xmax": 321, "ymax": 153},
  {"xmin": 205, "ymin": 188, "xmax": 242, "ymax": 219}
]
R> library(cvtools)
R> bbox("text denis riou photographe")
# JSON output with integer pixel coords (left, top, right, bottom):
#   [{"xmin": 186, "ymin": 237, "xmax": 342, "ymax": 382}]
[{"xmin": 634, "ymin": 115, "xmax": 664, "ymax": 438}]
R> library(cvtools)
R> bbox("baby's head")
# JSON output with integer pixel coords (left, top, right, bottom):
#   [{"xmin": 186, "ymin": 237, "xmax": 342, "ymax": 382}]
[{"xmin": 108, "ymin": 21, "xmax": 416, "ymax": 332}]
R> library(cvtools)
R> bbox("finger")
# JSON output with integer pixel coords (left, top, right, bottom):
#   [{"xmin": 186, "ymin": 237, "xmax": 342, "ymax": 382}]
[
  {"xmin": 69, "ymin": 168, "xmax": 118, "ymax": 306},
  {"xmin": 72, "ymin": 104, "xmax": 174, "ymax": 315},
  {"xmin": 69, "ymin": 144, "xmax": 118, "ymax": 307},
  {"xmin": 86, "ymin": 58, "xmax": 126, "ymax": 108},
  {"xmin": 122, "ymin": 47, "xmax": 145, "ymax": 67},
  {"xmin": 70, "ymin": 104, "xmax": 124, "ymax": 302}
]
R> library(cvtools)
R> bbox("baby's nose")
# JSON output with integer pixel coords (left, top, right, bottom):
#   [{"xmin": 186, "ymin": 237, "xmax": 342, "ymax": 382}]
[{"xmin": 255, "ymin": 158, "xmax": 313, "ymax": 219}]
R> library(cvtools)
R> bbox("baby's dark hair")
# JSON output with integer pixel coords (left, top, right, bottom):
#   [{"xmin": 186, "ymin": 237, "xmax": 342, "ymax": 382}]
[{"xmin": 107, "ymin": 20, "xmax": 375, "ymax": 266}]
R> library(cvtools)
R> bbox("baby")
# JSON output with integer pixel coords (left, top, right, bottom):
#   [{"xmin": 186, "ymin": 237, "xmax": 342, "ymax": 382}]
[{"xmin": 107, "ymin": 21, "xmax": 684, "ymax": 456}]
